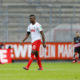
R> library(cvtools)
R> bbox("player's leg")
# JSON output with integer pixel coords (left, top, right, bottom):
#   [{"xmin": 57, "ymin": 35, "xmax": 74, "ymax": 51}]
[
  {"xmin": 77, "ymin": 54, "xmax": 80, "ymax": 63},
  {"xmin": 25, "ymin": 49, "xmax": 43, "ymax": 70},
  {"xmin": 35, "ymin": 51, "xmax": 43, "ymax": 70},
  {"xmin": 77, "ymin": 47, "xmax": 80, "ymax": 63},
  {"xmin": 72, "ymin": 53, "xmax": 76, "ymax": 63},
  {"xmin": 72, "ymin": 52, "xmax": 78, "ymax": 63},
  {"xmin": 35, "ymin": 40, "xmax": 43, "ymax": 70},
  {"xmin": 23, "ymin": 53, "xmax": 34, "ymax": 70},
  {"xmin": 79, "ymin": 54, "xmax": 80, "ymax": 60},
  {"xmin": 72, "ymin": 47, "xmax": 78, "ymax": 63},
  {"xmin": 23, "ymin": 41, "xmax": 36, "ymax": 70},
  {"xmin": 78, "ymin": 54, "xmax": 80, "ymax": 62}
]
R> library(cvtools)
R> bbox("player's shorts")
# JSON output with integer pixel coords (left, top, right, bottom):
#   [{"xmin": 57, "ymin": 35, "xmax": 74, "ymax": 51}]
[
  {"xmin": 74, "ymin": 47, "xmax": 80, "ymax": 54},
  {"xmin": 32, "ymin": 40, "xmax": 41, "ymax": 51}
]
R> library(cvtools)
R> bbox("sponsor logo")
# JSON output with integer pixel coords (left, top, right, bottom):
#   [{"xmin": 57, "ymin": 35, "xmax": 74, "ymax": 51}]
[{"xmin": 31, "ymin": 29, "xmax": 35, "ymax": 32}]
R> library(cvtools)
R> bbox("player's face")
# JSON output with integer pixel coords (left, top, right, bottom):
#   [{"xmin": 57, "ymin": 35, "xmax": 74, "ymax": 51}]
[
  {"xmin": 30, "ymin": 16, "xmax": 35, "ymax": 23},
  {"xmin": 76, "ymin": 32, "xmax": 80, "ymax": 37}
]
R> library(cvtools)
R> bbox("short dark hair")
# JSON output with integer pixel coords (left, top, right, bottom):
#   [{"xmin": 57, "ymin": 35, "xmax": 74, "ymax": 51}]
[
  {"xmin": 8, "ymin": 45, "xmax": 11, "ymax": 49},
  {"xmin": 76, "ymin": 32, "xmax": 79, "ymax": 33},
  {"xmin": 29, "ymin": 15, "xmax": 35, "ymax": 17}
]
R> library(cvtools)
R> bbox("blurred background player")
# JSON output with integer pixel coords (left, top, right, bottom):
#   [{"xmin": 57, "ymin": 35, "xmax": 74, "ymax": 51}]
[
  {"xmin": 22, "ymin": 15, "xmax": 46, "ymax": 70},
  {"xmin": 0, "ymin": 43, "xmax": 4, "ymax": 49},
  {"xmin": 72, "ymin": 32, "xmax": 80, "ymax": 63}
]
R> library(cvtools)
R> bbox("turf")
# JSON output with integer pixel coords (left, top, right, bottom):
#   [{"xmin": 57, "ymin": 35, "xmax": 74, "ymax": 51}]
[{"xmin": 0, "ymin": 62, "xmax": 80, "ymax": 80}]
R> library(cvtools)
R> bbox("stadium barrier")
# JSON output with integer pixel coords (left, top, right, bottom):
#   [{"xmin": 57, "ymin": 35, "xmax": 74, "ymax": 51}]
[
  {"xmin": 0, "ymin": 49, "xmax": 12, "ymax": 64},
  {"xmin": 1, "ymin": 42, "xmax": 75, "ymax": 60}
]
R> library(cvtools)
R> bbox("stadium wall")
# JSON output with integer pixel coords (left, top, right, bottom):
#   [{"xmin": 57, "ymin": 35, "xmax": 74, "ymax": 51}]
[{"xmin": 45, "ymin": 24, "xmax": 80, "ymax": 42}]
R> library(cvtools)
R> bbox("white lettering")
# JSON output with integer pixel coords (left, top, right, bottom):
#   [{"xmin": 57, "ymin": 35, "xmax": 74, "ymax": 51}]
[
  {"xmin": 14, "ymin": 45, "xmax": 27, "ymax": 58},
  {"xmin": 0, "ymin": 50, "xmax": 8, "ymax": 63},
  {"xmin": 58, "ymin": 44, "xmax": 64, "ymax": 57},
  {"xmin": 51, "ymin": 45, "xmax": 55, "ymax": 57}
]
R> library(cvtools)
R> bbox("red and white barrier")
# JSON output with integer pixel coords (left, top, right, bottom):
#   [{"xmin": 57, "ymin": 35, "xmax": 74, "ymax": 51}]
[
  {"xmin": 0, "ymin": 49, "xmax": 12, "ymax": 64},
  {"xmin": 1, "ymin": 42, "xmax": 74, "ymax": 60}
]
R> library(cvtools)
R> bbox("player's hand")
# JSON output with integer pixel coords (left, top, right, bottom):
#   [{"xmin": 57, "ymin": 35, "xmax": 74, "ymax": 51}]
[
  {"xmin": 43, "ymin": 43, "xmax": 46, "ymax": 48},
  {"xmin": 20, "ymin": 40, "xmax": 24, "ymax": 45}
]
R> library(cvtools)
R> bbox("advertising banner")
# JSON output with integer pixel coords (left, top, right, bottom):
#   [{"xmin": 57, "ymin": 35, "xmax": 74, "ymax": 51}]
[
  {"xmin": 0, "ymin": 49, "xmax": 12, "ymax": 64},
  {"xmin": 2, "ymin": 42, "xmax": 74, "ymax": 60}
]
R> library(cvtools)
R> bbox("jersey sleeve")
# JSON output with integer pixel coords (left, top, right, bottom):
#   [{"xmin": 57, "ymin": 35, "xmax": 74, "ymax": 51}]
[
  {"xmin": 38, "ymin": 24, "xmax": 43, "ymax": 31},
  {"xmin": 27, "ymin": 26, "xmax": 30, "ymax": 32}
]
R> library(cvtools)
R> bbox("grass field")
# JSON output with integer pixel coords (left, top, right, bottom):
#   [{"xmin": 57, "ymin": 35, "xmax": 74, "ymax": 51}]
[{"xmin": 0, "ymin": 62, "xmax": 80, "ymax": 80}]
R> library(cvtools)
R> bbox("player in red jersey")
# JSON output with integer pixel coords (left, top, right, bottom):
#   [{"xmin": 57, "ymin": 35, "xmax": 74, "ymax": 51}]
[{"xmin": 22, "ymin": 15, "xmax": 46, "ymax": 70}]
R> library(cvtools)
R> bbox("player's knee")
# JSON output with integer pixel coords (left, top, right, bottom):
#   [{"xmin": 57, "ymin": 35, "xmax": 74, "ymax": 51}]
[
  {"xmin": 32, "ymin": 50, "xmax": 38, "ymax": 57},
  {"xmin": 35, "ymin": 52, "xmax": 38, "ymax": 57},
  {"xmin": 32, "ymin": 50, "xmax": 37, "ymax": 54}
]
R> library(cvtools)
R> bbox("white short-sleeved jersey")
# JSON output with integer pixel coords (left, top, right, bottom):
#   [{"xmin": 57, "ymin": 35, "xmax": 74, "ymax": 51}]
[{"xmin": 27, "ymin": 22, "xmax": 43, "ymax": 43}]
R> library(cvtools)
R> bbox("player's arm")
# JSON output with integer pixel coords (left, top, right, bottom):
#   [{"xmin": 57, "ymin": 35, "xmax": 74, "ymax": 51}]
[
  {"xmin": 72, "ymin": 37, "xmax": 75, "ymax": 47},
  {"xmin": 40, "ymin": 31, "xmax": 46, "ymax": 48},
  {"xmin": 72, "ymin": 37, "xmax": 75, "ymax": 48},
  {"xmin": 22, "ymin": 32, "xmax": 30, "ymax": 42},
  {"xmin": 72, "ymin": 41, "xmax": 74, "ymax": 47},
  {"xmin": 72, "ymin": 41, "xmax": 74, "ymax": 45},
  {"xmin": 22, "ymin": 25, "xmax": 30, "ymax": 43}
]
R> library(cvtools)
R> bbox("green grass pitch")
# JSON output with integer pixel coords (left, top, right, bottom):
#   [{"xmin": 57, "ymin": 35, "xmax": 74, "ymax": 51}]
[{"xmin": 0, "ymin": 62, "xmax": 80, "ymax": 80}]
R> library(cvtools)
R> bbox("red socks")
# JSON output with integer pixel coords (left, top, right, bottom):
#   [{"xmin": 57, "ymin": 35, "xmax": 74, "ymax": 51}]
[
  {"xmin": 26, "ymin": 53, "xmax": 42, "ymax": 69},
  {"xmin": 36, "ymin": 55, "xmax": 42, "ymax": 68},
  {"xmin": 26, "ymin": 53, "xmax": 34, "ymax": 69}
]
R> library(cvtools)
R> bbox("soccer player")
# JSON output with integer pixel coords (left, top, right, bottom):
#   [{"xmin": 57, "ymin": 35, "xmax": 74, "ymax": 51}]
[
  {"xmin": 72, "ymin": 32, "xmax": 80, "ymax": 63},
  {"xmin": 0, "ymin": 43, "xmax": 4, "ymax": 49},
  {"xmin": 22, "ymin": 15, "xmax": 46, "ymax": 70}
]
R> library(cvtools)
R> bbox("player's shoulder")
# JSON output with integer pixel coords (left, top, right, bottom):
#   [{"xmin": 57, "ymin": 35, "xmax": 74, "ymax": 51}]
[{"xmin": 36, "ymin": 22, "xmax": 41, "ymax": 26}]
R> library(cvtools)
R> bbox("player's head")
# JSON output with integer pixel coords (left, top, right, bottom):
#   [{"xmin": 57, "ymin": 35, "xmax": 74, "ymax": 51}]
[
  {"xmin": 29, "ymin": 15, "xmax": 36, "ymax": 24},
  {"xmin": 76, "ymin": 32, "xmax": 80, "ymax": 37}
]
